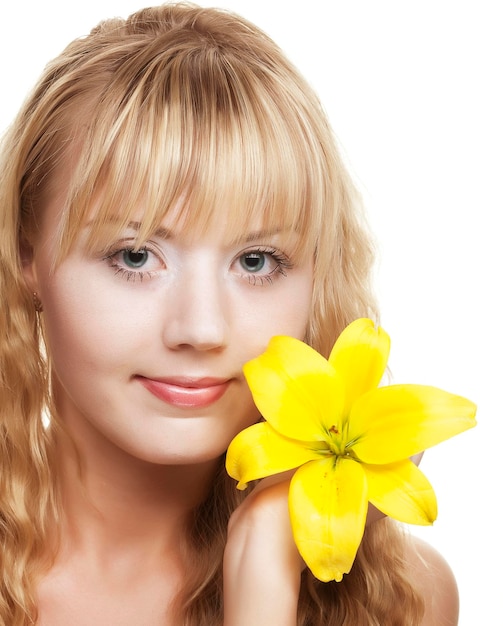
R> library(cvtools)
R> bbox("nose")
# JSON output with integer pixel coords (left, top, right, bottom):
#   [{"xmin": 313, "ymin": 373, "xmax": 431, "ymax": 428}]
[{"xmin": 162, "ymin": 265, "xmax": 229, "ymax": 352}]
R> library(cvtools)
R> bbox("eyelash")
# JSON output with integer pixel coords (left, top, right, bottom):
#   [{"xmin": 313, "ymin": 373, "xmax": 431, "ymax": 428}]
[
  {"xmin": 104, "ymin": 246, "xmax": 160, "ymax": 282},
  {"xmin": 238, "ymin": 247, "xmax": 294, "ymax": 286},
  {"xmin": 103, "ymin": 245, "xmax": 294, "ymax": 285}
]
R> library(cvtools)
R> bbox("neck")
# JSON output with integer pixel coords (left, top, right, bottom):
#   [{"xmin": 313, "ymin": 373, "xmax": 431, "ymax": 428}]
[{"xmin": 50, "ymin": 421, "xmax": 220, "ymax": 566}]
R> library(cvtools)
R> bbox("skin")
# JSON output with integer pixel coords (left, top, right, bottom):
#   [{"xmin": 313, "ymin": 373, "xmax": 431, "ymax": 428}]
[
  {"xmin": 23, "ymin": 154, "xmax": 314, "ymax": 624},
  {"xmin": 411, "ymin": 538, "xmax": 460, "ymax": 626},
  {"xmin": 23, "ymin": 154, "xmax": 459, "ymax": 625}
]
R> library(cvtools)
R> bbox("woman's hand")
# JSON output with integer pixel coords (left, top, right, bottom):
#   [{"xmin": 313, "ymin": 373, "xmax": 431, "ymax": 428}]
[{"xmin": 223, "ymin": 472, "xmax": 304, "ymax": 626}]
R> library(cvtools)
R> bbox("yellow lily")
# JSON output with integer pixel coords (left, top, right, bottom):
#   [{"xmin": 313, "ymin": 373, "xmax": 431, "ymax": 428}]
[{"xmin": 225, "ymin": 318, "xmax": 477, "ymax": 582}]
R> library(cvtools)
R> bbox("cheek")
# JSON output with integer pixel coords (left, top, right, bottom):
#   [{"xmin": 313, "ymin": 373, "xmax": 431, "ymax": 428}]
[
  {"xmin": 267, "ymin": 272, "xmax": 313, "ymax": 337},
  {"xmin": 40, "ymin": 271, "xmax": 146, "ymax": 377},
  {"xmin": 279, "ymin": 284, "xmax": 313, "ymax": 338},
  {"xmin": 237, "ymin": 273, "xmax": 313, "ymax": 348}
]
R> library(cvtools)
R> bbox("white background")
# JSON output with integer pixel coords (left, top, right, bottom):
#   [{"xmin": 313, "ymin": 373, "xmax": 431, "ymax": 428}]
[{"xmin": 1, "ymin": 1, "xmax": 501, "ymax": 623}]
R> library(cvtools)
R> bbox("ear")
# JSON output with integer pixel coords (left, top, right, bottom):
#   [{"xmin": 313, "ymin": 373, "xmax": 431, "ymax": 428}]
[{"xmin": 19, "ymin": 237, "xmax": 39, "ymax": 294}]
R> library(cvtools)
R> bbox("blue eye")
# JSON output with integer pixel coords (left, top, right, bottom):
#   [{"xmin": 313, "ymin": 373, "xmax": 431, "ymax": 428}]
[
  {"xmin": 122, "ymin": 249, "xmax": 149, "ymax": 268},
  {"xmin": 105, "ymin": 242, "xmax": 164, "ymax": 283},
  {"xmin": 239, "ymin": 252, "xmax": 265, "ymax": 273},
  {"xmin": 235, "ymin": 247, "xmax": 294, "ymax": 286}
]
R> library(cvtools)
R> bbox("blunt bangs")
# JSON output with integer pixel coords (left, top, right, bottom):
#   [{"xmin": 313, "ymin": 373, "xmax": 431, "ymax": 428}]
[{"xmin": 56, "ymin": 23, "xmax": 335, "ymax": 261}]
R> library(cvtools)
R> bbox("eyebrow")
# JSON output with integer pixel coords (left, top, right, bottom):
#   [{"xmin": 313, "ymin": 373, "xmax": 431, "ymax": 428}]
[
  {"xmin": 241, "ymin": 228, "xmax": 285, "ymax": 242},
  {"xmin": 88, "ymin": 219, "xmax": 294, "ymax": 244},
  {"xmin": 232, "ymin": 227, "xmax": 298, "ymax": 246},
  {"xmin": 125, "ymin": 221, "xmax": 173, "ymax": 240},
  {"xmin": 85, "ymin": 219, "xmax": 173, "ymax": 240}
]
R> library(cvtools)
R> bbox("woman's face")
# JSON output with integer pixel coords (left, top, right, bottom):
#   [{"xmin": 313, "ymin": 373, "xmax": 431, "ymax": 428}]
[{"xmin": 24, "ymin": 167, "xmax": 314, "ymax": 467}]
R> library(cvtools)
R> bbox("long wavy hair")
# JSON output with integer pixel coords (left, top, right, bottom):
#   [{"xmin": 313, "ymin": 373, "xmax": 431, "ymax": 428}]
[{"xmin": 0, "ymin": 3, "xmax": 424, "ymax": 624}]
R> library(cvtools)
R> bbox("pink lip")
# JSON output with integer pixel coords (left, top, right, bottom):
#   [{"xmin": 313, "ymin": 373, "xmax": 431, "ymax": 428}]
[{"xmin": 136, "ymin": 376, "xmax": 231, "ymax": 409}]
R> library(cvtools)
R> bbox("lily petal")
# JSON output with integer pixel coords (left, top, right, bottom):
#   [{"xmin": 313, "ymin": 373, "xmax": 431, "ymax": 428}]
[
  {"xmin": 349, "ymin": 384, "xmax": 477, "ymax": 464},
  {"xmin": 225, "ymin": 422, "xmax": 323, "ymax": 489},
  {"xmin": 364, "ymin": 459, "xmax": 437, "ymax": 524},
  {"xmin": 243, "ymin": 336, "xmax": 344, "ymax": 441},
  {"xmin": 328, "ymin": 318, "xmax": 390, "ymax": 415},
  {"xmin": 289, "ymin": 456, "xmax": 368, "ymax": 582}
]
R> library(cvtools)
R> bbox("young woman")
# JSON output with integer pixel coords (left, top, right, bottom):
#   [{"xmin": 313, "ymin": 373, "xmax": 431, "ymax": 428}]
[{"xmin": 0, "ymin": 3, "xmax": 458, "ymax": 624}]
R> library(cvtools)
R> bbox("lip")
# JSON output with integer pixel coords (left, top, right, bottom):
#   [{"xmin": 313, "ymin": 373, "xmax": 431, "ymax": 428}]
[{"xmin": 136, "ymin": 375, "xmax": 232, "ymax": 409}]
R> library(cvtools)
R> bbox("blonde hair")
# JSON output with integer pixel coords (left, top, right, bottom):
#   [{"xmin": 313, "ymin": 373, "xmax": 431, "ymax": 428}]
[{"xmin": 0, "ymin": 3, "xmax": 423, "ymax": 623}]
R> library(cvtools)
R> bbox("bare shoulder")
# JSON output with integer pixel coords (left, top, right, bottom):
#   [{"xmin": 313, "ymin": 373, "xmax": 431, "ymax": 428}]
[{"xmin": 406, "ymin": 535, "xmax": 460, "ymax": 626}]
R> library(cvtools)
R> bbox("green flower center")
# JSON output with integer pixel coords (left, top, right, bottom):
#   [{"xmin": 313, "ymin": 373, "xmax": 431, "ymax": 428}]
[{"xmin": 326, "ymin": 422, "xmax": 359, "ymax": 460}]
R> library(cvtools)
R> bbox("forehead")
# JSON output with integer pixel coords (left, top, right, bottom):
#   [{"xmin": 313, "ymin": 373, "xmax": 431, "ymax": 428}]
[
  {"xmin": 45, "ymin": 62, "xmax": 328, "ymax": 261},
  {"xmin": 77, "ymin": 195, "xmax": 305, "ymax": 260},
  {"xmin": 51, "ymin": 129, "xmax": 322, "ymax": 262}
]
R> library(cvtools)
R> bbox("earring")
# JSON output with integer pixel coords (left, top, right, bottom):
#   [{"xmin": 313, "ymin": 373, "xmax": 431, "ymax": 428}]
[{"xmin": 33, "ymin": 292, "xmax": 43, "ymax": 313}]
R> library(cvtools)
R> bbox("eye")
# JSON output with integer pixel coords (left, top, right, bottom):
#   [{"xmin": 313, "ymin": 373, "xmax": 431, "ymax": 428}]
[
  {"xmin": 104, "ymin": 245, "xmax": 164, "ymax": 282},
  {"xmin": 239, "ymin": 252, "xmax": 266, "ymax": 273},
  {"xmin": 122, "ymin": 249, "xmax": 149, "ymax": 269},
  {"xmin": 234, "ymin": 247, "xmax": 294, "ymax": 286}
]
